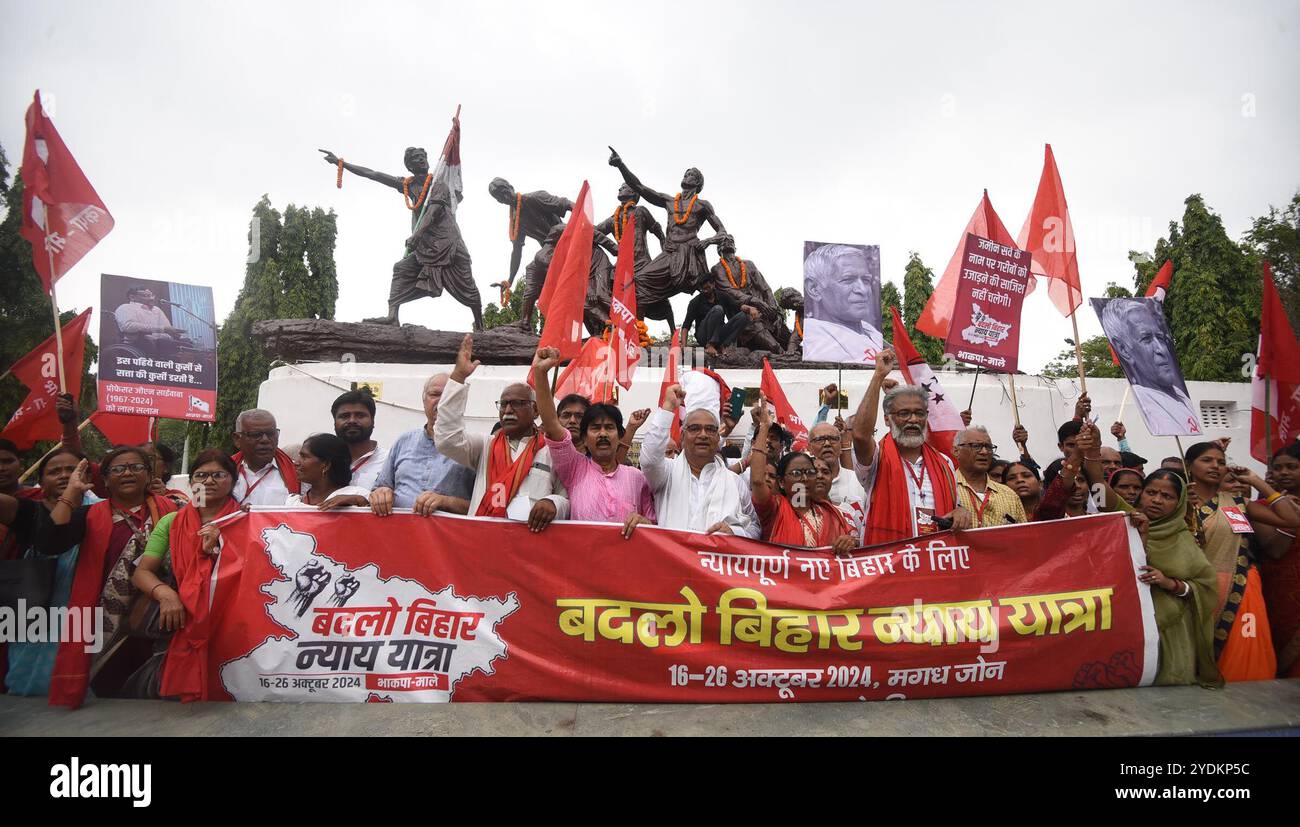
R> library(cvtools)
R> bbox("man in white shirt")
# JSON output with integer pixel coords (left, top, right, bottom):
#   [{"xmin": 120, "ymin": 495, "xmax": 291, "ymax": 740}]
[
  {"xmin": 638, "ymin": 382, "xmax": 760, "ymax": 538},
  {"xmin": 331, "ymin": 389, "xmax": 389, "ymax": 491},
  {"xmin": 807, "ymin": 421, "xmax": 866, "ymax": 532},
  {"xmin": 114, "ymin": 286, "xmax": 189, "ymax": 359},
  {"xmin": 433, "ymin": 334, "xmax": 569, "ymax": 528},
  {"xmin": 231, "ymin": 409, "xmax": 299, "ymax": 506}
]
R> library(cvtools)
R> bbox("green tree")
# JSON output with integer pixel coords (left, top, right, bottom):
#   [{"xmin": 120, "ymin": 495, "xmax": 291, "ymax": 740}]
[
  {"xmin": 1042, "ymin": 335, "xmax": 1126, "ymax": 380},
  {"xmin": 1244, "ymin": 189, "xmax": 1300, "ymax": 333},
  {"xmin": 201, "ymin": 196, "xmax": 338, "ymax": 452},
  {"xmin": 0, "ymin": 143, "xmax": 100, "ymax": 464},
  {"xmin": 880, "ymin": 281, "xmax": 901, "ymax": 345},
  {"xmin": 901, "ymin": 252, "xmax": 944, "ymax": 363},
  {"xmin": 482, "ymin": 285, "xmax": 530, "ymax": 331},
  {"xmin": 1128, "ymin": 194, "xmax": 1259, "ymax": 382}
]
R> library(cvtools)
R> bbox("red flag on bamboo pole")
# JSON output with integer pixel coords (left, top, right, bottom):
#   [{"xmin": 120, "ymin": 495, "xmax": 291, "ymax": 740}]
[
  {"xmin": 1252, "ymin": 262, "xmax": 1300, "ymax": 462},
  {"xmin": 609, "ymin": 210, "xmax": 642, "ymax": 388},
  {"xmin": 537, "ymin": 181, "xmax": 594, "ymax": 360},
  {"xmin": 89, "ymin": 410, "xmax": 157, "ymax": 447},
  {"xmin": 0, "ymin": 309, "xmax": 92, "ymax": 449},
  {"xmin": 1017, "ymin": 144, "xmax": 1083, "ymax": 317},
  {"xmin": 760, "ymin": 357, "xmax": 810, "ymax": 451},
  {"xmin": 917, "ymin": 190, "xmax": 1016, "ymax": 339},
  {"xmin": 20, "ymin": 91, "xmax": 114, "ymax": 292}
]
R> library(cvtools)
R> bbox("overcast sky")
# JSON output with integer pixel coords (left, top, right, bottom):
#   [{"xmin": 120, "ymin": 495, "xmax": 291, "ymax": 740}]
[{"xmin": 3, "ymin": 0, "xmax": 1297, "ymax": 372}]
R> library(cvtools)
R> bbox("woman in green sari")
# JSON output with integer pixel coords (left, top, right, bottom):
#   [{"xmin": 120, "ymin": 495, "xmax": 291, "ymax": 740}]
[{"xmin": 1130, "ymin": 469, "xmax": 1223, "ymax": 687}]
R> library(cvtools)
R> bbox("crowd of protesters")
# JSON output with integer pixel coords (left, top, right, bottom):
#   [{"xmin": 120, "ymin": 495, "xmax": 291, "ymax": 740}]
[{"xmin": 2, "ymin": 334, "xmax": 1299, "ymax": 706}]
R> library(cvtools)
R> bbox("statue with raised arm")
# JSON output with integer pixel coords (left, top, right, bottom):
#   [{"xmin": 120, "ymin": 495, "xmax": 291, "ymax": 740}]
[
  {"xmin": 487, "ymin": 178, "xmax": 573, "ymax": 302},
  {"xmin": 607, "ymin": 147, "xmax": 729, "ymax": 316},
  {"xmin": 516, "ymin": 222, "xmax": 616, "ymax": 337},
  {"xmin": 320, "ymin": 141, "xmax": 484, "ymax": 330}
]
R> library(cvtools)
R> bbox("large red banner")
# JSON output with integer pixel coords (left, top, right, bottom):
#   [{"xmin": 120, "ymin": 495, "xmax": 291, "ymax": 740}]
[
  {"xmin": 943, "ymin": 233, "xmax": 1032, "ymax": 372},
  {"xmin": 198, "ymin": 511, "xmax": 1157, "ymax": 703}
]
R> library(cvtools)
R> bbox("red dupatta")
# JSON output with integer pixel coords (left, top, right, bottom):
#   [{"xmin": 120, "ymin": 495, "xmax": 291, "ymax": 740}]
[
  {"xmin": 231, "ymin": 449, "xmax": 301, "ymax": 498},
  {"xmin": 48, "ymin": 493, "xmax": 177, "ymax": 709},
  {"xmin": 764, "ymin": 495, "xmax": 854, "ymax": 547},
  {"xmin": 475, "ymin": 431, "xmax": 540, "ymax": 517},
  {"xmin": 161, "ymin": 497, "xmax": 242, "ymax": 702},
  {"xmin": 863, "ymin": 435, "xmax": 956, "ymax": 547}
]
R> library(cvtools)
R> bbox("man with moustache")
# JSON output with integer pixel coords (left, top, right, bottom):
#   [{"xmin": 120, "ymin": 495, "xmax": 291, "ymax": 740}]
[
  {"xmin": 807, "ymin": 421, "xmax": 866, "ymax": 529},
  {"xmin": 851, "ymin": 349, "xmax": 970, "ymax": 544},
  {"xmin": 434, "ymin": 335, "xmax": 569, "ymax": 530},
  {"xmin": 369, "ymin": 373, "xmax": 474, "ymax": 516},
  {"xmin": 231, "ymin": 409, "xmax": 301, "ymax": 506},
  {"xmin": 953, "ymin": 425, "xmax": 1027, "ymax": 527},
  {"xmin": 331, "ymin": 389, "xmax": 389, "ymax": 492}
]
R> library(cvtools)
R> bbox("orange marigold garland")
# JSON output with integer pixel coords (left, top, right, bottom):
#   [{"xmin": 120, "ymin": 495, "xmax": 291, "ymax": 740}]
[
  {"xmin": 336, "ymin": 158, "xmax": 344, "ymax": 189},
  {"xmin": 672, "ymin": 192, "xmax": 698, "ymax": 225},
  {"xmin": 636, "ymin": 319, "xmax": 651, "ymax": 348},
  {"xmin": 719, "ymin": 256, "xmax": 748, "ymax": 289},
  {"xmin": 508, "ymin": 193, "xmax": 523, "ymax": 240},
  {"xmin": 794, "ymin": 310, "xmax": 804, "ymax": 339},
  {"xmin": 403, "ymin": 174, "xmax": 433, "ymax": 211},
  {"xmin": 613, "ymin": 201, "xmax": 635, "ymax": 241}
]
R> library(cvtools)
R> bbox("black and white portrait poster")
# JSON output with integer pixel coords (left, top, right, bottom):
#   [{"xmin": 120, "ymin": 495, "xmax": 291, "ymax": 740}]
[
  {"xmin": 1091, "ymin": 297, "xmax": 1202, "ymax": 437},
  {"xmin": 801, "ymin": 241, "xmax": 883, "ymax": 364}
]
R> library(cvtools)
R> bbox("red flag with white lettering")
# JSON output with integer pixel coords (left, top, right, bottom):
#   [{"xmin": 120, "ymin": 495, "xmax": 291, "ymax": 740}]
[
  {"xmin": 609, "ymin": 210, "xmax": 641, "ymax": 389},
  {"xmin": 19, "ymin": 92, "xmax": 114, "ymax": 292},
  {"xmin": 1, "ymin": 309, "xmax": 92, "ymax": 448},
  {"xmin": 537, "ymin": 182, "xmax": 594, "ymax": 360},
  {"xmin": 551, "ymin": 337, "xmax": 618, "ymax": 404},
  {"xmin": 760, "ymin": 357, "xmax": 810, "ymax": 451},
  {"xmin": 1251, "ymin": 262, "xmax": 1300, "ymax": 462}
]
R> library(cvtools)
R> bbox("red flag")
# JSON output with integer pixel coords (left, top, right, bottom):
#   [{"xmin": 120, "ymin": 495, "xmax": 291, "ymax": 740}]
[
  {"xmin": 658, "ymin": 329, "xmax": 683, "ymax": 443},
  {"xmin": 760, "ymin": 358, "xmax": 810, "ymax": 451},
  {"xmin": 89, "ymin": 410, "xmax": 156, "ymax": 446},
  {"xmin": 551, "ymin": 337, "xmax": 618, "ymax": 404},
  {"xmin": 1252, "ymin": 262, "xmax": 1300, "ymax": 462},
  {"xmin": 1, "ymin": 309, "xmax": 92, "ymax": 448},
  {"xmin": 537, "ymin": 181, "xmax": 594, "ymax": 360},
  {"xmin": 917, "ymin": 190, "xmax": 1016, "ymax": 339},
  {"xmin": 1017, "ymin": 144, "xmax": 1082, "ymax": 318},
  {"xmin": 609, "ymin": 210, "xmax": 641, "ymax": 389},
  {"xmin": 890, "ymin": 307, "xmax": 963, "ymax": 457},
  {"xmin": 20, "ymin": 91, "xmax": 114, "ymax": 292}
]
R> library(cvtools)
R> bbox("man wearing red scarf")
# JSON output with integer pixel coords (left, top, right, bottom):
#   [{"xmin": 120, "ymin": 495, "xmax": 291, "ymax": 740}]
[
  {"xmin": 230, "ymin": 409, "xmax": 300, "ymax": 505},
  {"xmin": 851, "ymin": 349, "xmax": 970, "ymax": 545},
  {"xmin": 434, "ymin": 335, "xmax": 569, "ymax": 529}
]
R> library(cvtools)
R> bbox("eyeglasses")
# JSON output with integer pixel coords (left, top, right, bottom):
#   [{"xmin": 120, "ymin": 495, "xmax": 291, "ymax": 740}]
[
  {"xmin": 236, "ymin": 429, "xmax": 280, "ymax": 442},
  {"xmin": 784, "ymin": 467, "xmax": 819, "ymax": 479},
  {"xmin": 191, "ymin": 471, "xmax": 232, "ymax": 482},
  {"xmin": 495, "ymin": 399, "xmax": 535, "ymax": 411},
  {"xmin": 958, "ymin": 442, "xmax": 997, "ymax": 453},
  {"xmin": 889, "ymin": 410, "xmax": 928, "ymax": 421},
  {"xmin": 107, "ymin": 462, "xmax": 149, "ymax": 476},
  {"xmin": 808, "ymin": 435, "xmax": 840, "ymax": 444},
  {"xmin": 683, "ymin": 424, "xmax": 720, "ymax": 436}
]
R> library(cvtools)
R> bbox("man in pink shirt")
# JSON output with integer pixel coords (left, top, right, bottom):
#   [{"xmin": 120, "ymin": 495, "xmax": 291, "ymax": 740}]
[{"xmin": 531, "ymin": 347, "xmax": 656, "ymax": 536}]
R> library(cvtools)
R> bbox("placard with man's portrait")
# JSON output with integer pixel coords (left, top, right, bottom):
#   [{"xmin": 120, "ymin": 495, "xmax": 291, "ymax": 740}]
[
  {"xmin": 1092, "ymin": 297, "xmax": 1201, "ymax": 437},
  {"xmin": 801, "ymin": 241, "xmax": 883, "ymax": 365}
]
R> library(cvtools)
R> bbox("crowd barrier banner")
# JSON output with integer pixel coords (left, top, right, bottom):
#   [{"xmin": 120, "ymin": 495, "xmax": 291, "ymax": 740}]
[{"xmin": 206, "ymin": 510, "xmax": 1158, "ymax": 703}]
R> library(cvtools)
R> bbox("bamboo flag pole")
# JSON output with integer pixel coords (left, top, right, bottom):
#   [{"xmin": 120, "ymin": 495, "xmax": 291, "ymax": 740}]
[
  {"xmin": 837, "ymin": 365, "xmax": 843, "ymax": 414},
  {"xmin": 1008, "ymin": 373, "xmax": 1026, "ymax": 454},
  {"xmin": 1117, "ymin": 384, "xmax": 1132, "ymax": 424},
  {"xmin": 18, "ymin": 416, "xmax": 92, "ymax": 482},
  {"xmin": 47, "ymin": 246, "xmax": 67, "ymax": 394},
  {"xmin": 966, "ymin": 366, "xmax": 981, "ymax": 412},
  {"xmin": 1069, "ymin": 309, "xmax": 1087, "ymax": 394},
  {"xmin": 1174, "ymin": 435, "xmax": 1188, "ymax": 478}
]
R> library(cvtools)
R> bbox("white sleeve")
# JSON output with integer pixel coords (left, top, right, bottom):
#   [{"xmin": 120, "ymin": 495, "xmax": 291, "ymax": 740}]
[
  {"xmin": 638, "ymin": 407, "xmax": 675, "ymax": 494},
  {"xmin": 731, "ymin": 477, "xmax": 761, "ymax": 539},
  {"xmin": 432, "ymin": 378, "xmax": 485, "ymax": 469}
]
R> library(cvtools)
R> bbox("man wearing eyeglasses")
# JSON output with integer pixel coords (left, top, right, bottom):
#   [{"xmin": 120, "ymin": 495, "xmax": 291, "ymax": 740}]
[
  {"xmin": 954, "ymin": 425, "xmax": 1027, "ymax": 527},
  {"xmin": 808, "ymin": 422, "xmax": 866, "ymax": 531},
  {"xmin": 435, "ymin": 335, "xmax": 569, "ymax": 530},
  {"xmin": 231, "ymin": 409, "xmax": 301, "ymax": 506}
]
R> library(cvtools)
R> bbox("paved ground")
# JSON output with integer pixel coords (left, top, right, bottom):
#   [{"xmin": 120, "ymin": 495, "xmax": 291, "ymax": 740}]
[{"xmin": 3, "ymin": 679, "xmax": 1298, "ymax": 736}]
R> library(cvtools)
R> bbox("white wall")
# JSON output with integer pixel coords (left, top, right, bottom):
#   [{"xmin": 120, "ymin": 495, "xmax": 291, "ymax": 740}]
[{"xmin": 256, "ymin": 361, "xmax": 1262, "ymax": 473}]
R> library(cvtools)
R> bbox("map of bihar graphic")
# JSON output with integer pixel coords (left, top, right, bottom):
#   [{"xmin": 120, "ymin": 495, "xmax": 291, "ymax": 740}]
[
  {"xmin": 959, "ymin": 303, "xmax": 1012, "ymax": 347},
  {"xmin": 221, "ymin": 524, "xmax": 519, "ymax": 702}
]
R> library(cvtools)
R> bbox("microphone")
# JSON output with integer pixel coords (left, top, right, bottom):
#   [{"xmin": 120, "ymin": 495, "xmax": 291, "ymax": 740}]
[{"xmin": 153, "ymin": 298, "xmax": 178, "ymax": 306}]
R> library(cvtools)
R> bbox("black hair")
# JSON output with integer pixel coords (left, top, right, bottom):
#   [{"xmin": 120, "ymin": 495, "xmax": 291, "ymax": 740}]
[
  {"xmin": 1119, "ymin": 450, "xmax": 1147, "ymax": 469},
  {"xmin": 1004, "ymin": 460, "xmax": 1040, "ymax": 483},
  {"xmin": 0, "ymin": 438, "xmax": 18, "ymax": 458},
  {"xmin": 302, "ymin": 433, "xmax": 354, "ymax": 488},
  {"xmin": 1042, "ymin": 458, "xmax": 1065, "ymax": 488},
  {"xmin": 1057, "ymin": 420, "xmax": 1082, "ymax": 445},
  {"xmin": 1271, "ymin": 443, "xmax": 1300, "ymax": 465},
  {"xmin": 579, "ymin": 403, "xmax": 624, "ymax": 439},
  {"xmin": 332, "ymin": 388, "xmax": 377, "ymax": 418},
  {"xmin": 755, "ymin": 421, "xmax": 792, "ymax": 450},
  {"xmin": 102, "ymin": 445, "xmax": 152, "ymax": 477},
  {"xmin": 154, "ymin": 443, "xmax": 176, "ymax": 471},
  {"xmin": 775, "ymin": 451, "xmax": 816, "ymax": 495},
  {"xmin": 557, "ymin": 394, "xmax": 591, "ymax": 415},
  {"xmin": 38, "ymin": 447, "xmax": 85, "ymax": 480},
  {"xmin": 989, "ymin": 458, "xmax": 1010, "ymax": 476},
  {"xmin": 1183, "ymin": 441, "xmax": 1223, "ymax": 467},
  {"xmin": 1142, "ymin": 468, "xmax": 1185, "ymax": 500},
  {"xmin": 190, "ymin": 449, "xmax": 238, "ymax": 479},
  {"xmin": 1108, "ymin": 468, "xmax": 1144, "ymax": 489}
]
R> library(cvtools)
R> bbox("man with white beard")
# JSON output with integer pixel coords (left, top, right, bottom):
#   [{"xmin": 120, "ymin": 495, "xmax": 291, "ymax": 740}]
[{"xmin": 850, "ymin": 349, "xmax": 970, "ymax": 545}]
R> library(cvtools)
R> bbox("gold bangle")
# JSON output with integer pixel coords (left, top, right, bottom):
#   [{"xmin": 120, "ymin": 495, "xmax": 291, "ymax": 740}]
[{"xmin": 1265, "ymin": 492, "xmax": 1283, "ymax": 505}]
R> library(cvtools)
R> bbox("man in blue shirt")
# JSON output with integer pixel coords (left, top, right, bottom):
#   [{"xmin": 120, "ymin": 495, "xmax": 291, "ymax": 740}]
[{"xmin": 369, "ymin": 373, "xmax": 475, "ymax": 516}]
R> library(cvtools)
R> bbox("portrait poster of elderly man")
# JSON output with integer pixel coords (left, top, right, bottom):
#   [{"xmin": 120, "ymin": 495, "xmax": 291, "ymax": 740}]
[
  {"xmin": 801, "ymin": 242, "xmax": 884, "ymax": 364},
  {"xmin": 1091, "ymin": 297, "xmax": 1202, "ymax": 437}
]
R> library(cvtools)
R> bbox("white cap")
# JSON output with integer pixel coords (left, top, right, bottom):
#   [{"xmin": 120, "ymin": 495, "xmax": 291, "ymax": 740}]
[{"xmin": 680, "ymin": 370, "xmax": 722, "ymax": 422}]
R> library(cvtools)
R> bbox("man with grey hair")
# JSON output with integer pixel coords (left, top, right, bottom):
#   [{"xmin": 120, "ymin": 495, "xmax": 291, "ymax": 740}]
[
  {"xmin": 801, "ymin": 243, "xmax": 884, "ymax": 363},
  {"xmin": 851, "ymin": 349, "xmax": 969, "ymax": 543},
  {"xmin": 370, "ymin": 371, "xmax": 475, "ymax": 517},
  {"xmin": 953, "ymin": 425, "xmax": 1027, "ymax": 526},
  {"xmin": 232, "ymin": 408, "xmax": 300, "ymax": 506}
]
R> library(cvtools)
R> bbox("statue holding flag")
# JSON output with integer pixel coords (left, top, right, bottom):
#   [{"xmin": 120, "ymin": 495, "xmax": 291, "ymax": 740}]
[{"xmin": 320, "ymin": 111, "xmax": 484, "ymax": 330}]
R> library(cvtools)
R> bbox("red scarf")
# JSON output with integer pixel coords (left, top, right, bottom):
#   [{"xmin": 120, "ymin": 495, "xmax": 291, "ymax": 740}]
[
  {"xmin": 863, "ymin": 435, "xmax": 956, "ymax": 547},
  {"xmin": 475, "ymin": 431, "xmax": 541, "ymax": 517},
  {"xmin": 48, "ymin": 494, "xmax": 177, "ymax": 709},
  {"xmin": 161, "ymin": 497, "xmax": 242, "ymax": 702},
  {"xmin": 231, "ymin": 449, "xmax": 301, "ymax": 498},
  {"xmin": 766, "ymin": 496, "xmax": 853, "ymax": 547}
]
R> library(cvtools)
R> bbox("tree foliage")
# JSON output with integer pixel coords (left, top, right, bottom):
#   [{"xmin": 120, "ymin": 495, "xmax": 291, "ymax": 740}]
[
  {"xmin": 483, "ymin": 284, "xmax": 530, "ymax": 331},
  {"xmin": 880, "ymin": 281, "xmax": 901, "ymax": 345},
  {"xmin": 1244, "ymin": 189, "xmax": 1300, "ymax": 333},
  {"xmin": 1042, "ymin": 335, "xmax": 1126, "ymax": 380},
  {"xmin": 901, "ymin": 252, "xmax": 945, "ymax": 363}
]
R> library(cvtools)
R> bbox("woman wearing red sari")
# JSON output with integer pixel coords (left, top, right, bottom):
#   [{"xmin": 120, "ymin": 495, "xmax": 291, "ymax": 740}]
[
  {"xmin": 1258, "ymin": 444, "xmax": 1300, "ymax": 677},
  {"xmin": 750, "ymin": 401, "xmax": 857, "ymax": 553},
  {"xmin": 36, "ymin": 446, "xmax": 179, "ymax": 708}
]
